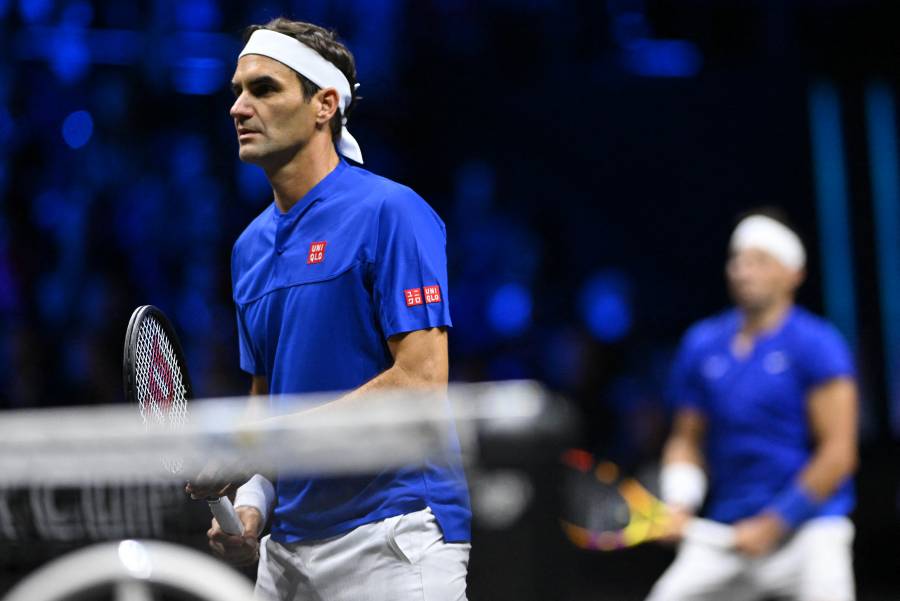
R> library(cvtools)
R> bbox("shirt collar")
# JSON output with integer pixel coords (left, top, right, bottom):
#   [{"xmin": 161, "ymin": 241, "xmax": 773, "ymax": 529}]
[
  {"xmin": 273, "ymin": 157, "xmax": 348, "ymax": 223},
  {"xmin": 732, "ymin": 305, "xmax": 796, "ymax": 343}
]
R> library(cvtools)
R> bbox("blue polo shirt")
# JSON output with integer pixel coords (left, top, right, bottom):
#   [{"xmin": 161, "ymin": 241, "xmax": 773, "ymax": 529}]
[
  {"xmin": 232, "ymin": 158, "xmax": 471, "ymax": 543},
  {"xmin": 669, "ymin": 306, "xmax": 855, "ymax": 524}
]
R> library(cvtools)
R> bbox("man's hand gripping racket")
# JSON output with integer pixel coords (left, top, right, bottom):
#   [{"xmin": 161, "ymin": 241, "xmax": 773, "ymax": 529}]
[
  {"xmin": 559, "ymin": 449, "xmax": 735, "ymax": 551},
  {"xmin": 123, "ymin": 305, "xmax": 245, "ymax": 536}
]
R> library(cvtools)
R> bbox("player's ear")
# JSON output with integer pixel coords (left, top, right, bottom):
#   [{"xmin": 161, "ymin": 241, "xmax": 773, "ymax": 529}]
[{"xmin": 315, "ymin": 88, "xmax": 340, "ymax": 126}]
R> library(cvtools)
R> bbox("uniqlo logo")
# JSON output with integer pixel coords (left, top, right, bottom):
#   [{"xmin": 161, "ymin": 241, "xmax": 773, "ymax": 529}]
[
  {"xmin": 404, "ymin": 288, "xmax": 423, "ymax": 307},
  {"xmin": 307, "ymin": 241, "xmax": 326, "ymax": 264},
  {"xmin": 424, "ymin": 285, "xmax": 442, "ymax": 304}
]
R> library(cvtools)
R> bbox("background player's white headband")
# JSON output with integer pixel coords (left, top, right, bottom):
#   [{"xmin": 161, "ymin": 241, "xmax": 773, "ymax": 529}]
[
  {"xmin": 239, "ymin": 29, "xmax": 363, "ymax": 164},
  {"xmin": 730, "ymin": 215, "xmax": 806, "ymax": 271}
]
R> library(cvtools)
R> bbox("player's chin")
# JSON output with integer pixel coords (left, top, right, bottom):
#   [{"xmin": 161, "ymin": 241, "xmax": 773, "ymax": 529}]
[
  {"xmin": 237, "ymin": 144, "xmax": 267, "ymax": 164},
  {"xmin": 731, "ymin": 287, "xmax": 764, "ymax": 308}
]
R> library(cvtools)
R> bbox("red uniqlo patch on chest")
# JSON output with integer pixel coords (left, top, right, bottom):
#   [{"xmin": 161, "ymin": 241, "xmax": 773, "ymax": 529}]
[
  {"xmin": 424, "ymin": 285, "xmax": 442, "ymax": 304},
  {"xmin": 307, "ymin": 241, "xmax": 326, "ymax": 264},
  {"xmin": 404, "ymin": 288, "xmax": 423, "ymax": 306}
]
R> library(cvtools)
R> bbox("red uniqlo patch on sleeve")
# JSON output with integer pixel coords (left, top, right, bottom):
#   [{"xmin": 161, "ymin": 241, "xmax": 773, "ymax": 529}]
[
  {"xmin": 404, "ymin": 288, "xmax": 423, "ymax": 307},
  {"xmin": 424, "ymin": 285, "xmax": 442, "ymax": 304},
  {"xmin": 307, "ymin": 241, "xmax": 326, "ymax": 264}
]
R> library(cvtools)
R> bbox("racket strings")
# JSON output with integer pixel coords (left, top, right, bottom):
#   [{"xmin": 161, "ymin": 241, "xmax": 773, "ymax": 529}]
[{"xmin": 133, "ymin": 317, "xmax": 189, "ymax": 441}]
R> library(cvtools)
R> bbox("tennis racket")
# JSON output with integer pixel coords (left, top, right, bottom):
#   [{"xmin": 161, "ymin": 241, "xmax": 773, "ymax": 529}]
[
  {"xmin": 559, "ymin": 448, "xmax": 734, "ymax": 551},
  {"xmin": 123, "ymin": 305, "xmax": 244, "ymax": 536}
]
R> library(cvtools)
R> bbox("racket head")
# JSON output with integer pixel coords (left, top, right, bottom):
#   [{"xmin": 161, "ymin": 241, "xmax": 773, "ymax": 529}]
[
  {"xmin": 559, "ymin": 449, "xmax": 672, "ymax": 551},
  {"xmin": 123, "ymin": 305, "xmax": 193, "ymax": 439}
]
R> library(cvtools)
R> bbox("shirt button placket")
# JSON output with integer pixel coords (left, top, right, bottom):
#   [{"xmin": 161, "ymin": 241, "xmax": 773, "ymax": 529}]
[{"xmin": 275, "ymin": 218, "xmax": 288, "ymax": 255}]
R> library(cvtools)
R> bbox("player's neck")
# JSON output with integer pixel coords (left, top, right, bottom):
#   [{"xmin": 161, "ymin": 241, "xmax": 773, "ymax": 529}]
[
  {"xmin": 740, "ymin": 297, "xmax": 793, "ymax": 337},
  {"xmin": 266, "ymin": 140, "xmax": 340, "ymax": 214}
]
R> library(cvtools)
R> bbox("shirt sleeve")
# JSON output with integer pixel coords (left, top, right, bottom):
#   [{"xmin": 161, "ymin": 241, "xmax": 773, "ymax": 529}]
[
  {"xmin": 797, "ymin": 322, "xmax": 855, "ymax": 389},
  {"xmin": 372, "ymin": 189, "xmax": 453, "ymax": 339},
  {"xmin": 235, "ymin": 305, "xmax": 265, "ymax": 376},
  {"xmin": 668, "ymin": 329, "xmax": 706, "ymax": 412}
]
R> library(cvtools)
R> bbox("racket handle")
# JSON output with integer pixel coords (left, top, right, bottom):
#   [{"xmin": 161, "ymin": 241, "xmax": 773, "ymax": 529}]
[
  {"xmin": 208, "ymin": 496, "xmax": 245, "ymax": 536},
  {"xmin": 684, "ymin": 517, "xmax": 736, "ymax": 549}
]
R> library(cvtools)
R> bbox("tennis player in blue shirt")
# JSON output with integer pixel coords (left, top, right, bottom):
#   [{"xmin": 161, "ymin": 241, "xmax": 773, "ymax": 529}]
[
  {"xmin": 647, "ymin": 211, "xmax": 858, "ymax": 601},
  {"xmin": 188, "ymin": 18, "xmax": 471, "ymax": 601}
]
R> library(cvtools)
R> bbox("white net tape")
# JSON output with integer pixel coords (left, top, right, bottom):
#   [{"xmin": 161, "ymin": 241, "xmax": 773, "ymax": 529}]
[
  {"xmin": 132, "ymin": 317, "xmax": 189, "ymax": 473},
  {"xmin": 0, "ymin": 381, "xmax": 558, "ymax": 485}
]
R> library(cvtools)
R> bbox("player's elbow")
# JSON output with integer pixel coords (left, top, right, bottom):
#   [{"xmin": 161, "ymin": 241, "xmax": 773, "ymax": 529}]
[
  {"xmin": 413, "ymin": 354, "xmax": 448, "ymax": 388},
  {"xmin": 392, "ymin": 353, "xmax": 447, "ymax": 389}
]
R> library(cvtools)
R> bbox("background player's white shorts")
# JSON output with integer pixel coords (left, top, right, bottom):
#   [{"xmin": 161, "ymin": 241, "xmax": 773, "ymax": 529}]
[
  {"xmin": 255, "ymin": 507, "xmax": 470, "ymax": 601},
  {"xmin": 646, "ymin": 516, "xmax": 855, "ymax": 601}
]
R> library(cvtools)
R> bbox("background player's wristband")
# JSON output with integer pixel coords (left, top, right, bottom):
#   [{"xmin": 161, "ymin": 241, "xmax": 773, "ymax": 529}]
[
  {"xmin": 234, "ymin": 474, "xmax": 276, "ymax": 528},
  {"xmin": 660, "ymin": 462, "xmax": 707, "ymax": 512},
  {"xmin": 768, "ymin": 482, "xmax": 820, "ymax": 528}
]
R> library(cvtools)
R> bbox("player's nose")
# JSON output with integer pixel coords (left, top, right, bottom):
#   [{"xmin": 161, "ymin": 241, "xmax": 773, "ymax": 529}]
[{"xmin": 230, "ymin": 95, "xmax": 253, "ymax": 121}]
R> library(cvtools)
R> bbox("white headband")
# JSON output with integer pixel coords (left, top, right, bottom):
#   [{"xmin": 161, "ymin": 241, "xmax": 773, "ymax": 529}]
[
  {"xmin": 239, "ymin": 29, "xmax": 363, "ymax": 164},
  {"xmin": 730, "ymin": 215, "xmax": 806, "ymax": 271}
]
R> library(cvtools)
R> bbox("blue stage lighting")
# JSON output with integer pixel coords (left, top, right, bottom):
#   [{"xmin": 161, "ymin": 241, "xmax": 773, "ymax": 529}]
[
  {"xmin": 623, "ymin": 39, "xmax": 702, "ymax": 78},
  {"xmin": 238, "ymin": 161, "xmax": 271, "ymax": 202},
  {"xmin": 579, "ymin": 271, "xmax": 632, "ymax": 342},
  {"xmin": 175, "ymin": 0, "xmax": 222, "ymax": 31},
  {"xmin": 18, "ymin": 0, "xmax": 52, "ymax": 24},
  {"xmin": 61, "ymin": 110, "xmax": 93, "ymax": 149},
  {"xmin": 487, "ymin": 282, "xmax": 533, "ymax": 337},
  {"xmin": 172, "ymin": 57, "xmax": 227, "ymax": 95},
  {"xmin": 61, "ymin": 0, "xmax": 92, "ymax": 26},
  {"xmin": 51, "ymin": 34, "xmax": 90, "ymax": 83}
]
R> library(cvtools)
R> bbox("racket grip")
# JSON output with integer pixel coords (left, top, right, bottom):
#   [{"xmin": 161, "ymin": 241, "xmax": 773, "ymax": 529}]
[
  {"xmin": 684, "ymin": 517, "xmax": 736, "ymax": 549},
  {"xmin": 208, "ymin": 496, "xmax": 245, "ymax": 536}
]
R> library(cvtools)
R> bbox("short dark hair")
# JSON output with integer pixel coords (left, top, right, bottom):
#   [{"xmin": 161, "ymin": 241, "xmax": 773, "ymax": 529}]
[{"xmin": 243, "ymin": 18, "xmax": 359, "ymax": 142}]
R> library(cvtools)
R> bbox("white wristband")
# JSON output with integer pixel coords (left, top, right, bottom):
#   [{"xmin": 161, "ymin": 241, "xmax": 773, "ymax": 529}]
[
  {"xmin": 234, "ymin": 474, "xmax": 276, "ymax": 527},
  {"xmin": 660, "ymin": 462, "xmax": 707, "ymax": 511}
]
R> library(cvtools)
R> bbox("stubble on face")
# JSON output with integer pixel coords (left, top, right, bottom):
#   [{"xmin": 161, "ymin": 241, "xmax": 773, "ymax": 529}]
[{"xmin": 230, "ymin": 56, "xmax": 316, "ymax": 169}]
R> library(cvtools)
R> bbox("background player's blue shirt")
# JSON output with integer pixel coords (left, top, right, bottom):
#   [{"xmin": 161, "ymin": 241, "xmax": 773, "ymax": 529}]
[
  {"xmin": 232, "ymin": 158, "xmax": 471, "ymax": 543},
  {"xmin": 669, "ymin": 306, "xmax": 855, "ymax": 524}
]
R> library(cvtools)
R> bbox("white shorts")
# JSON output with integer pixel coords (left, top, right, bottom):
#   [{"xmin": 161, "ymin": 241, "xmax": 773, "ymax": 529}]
[
  {"xmin": 254, "ymin": 507, "xmax": 470, "ymax": 601},
  {"xmin": 646, "ymin": 516, "xmax": 855, "ymax": 601}
]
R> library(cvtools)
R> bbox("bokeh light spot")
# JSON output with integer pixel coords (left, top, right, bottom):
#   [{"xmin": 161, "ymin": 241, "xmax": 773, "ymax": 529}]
[
  {"xmin": 487, "ymin": 282, "xmax": 533, "ymax": 337},
  {"xmin": 579, "ymin": 270, "xmax": 633, "ymax": 342},
  {"xmin": 61, "ymin": 110, "xmax": 94, "ymax": 149},
  {"xmin": 172, "ymin": 57, "xmax": 227, "ymax": 95}
]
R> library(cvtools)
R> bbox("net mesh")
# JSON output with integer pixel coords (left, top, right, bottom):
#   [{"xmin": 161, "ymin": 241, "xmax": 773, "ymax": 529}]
[
  {"xmin": 133, "ymin": 316, "xmax": 189, "ymax": 472},
  {"xmin": 0, "ymin": 381, "xmax": 567, "ymax": 599}
]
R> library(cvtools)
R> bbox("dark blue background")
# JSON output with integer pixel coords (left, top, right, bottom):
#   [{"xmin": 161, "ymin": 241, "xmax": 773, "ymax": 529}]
[{"xmin": 0, "ymin": 1, "xmax": 898, "ymax": 598}]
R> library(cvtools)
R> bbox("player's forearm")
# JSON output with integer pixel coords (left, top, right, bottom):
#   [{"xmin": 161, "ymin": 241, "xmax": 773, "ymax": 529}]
[
  {"xmin": 662, "ymin": 409, "xmax": 706, "ymax": 467},
  {"xmin": 662, "ymin": 434, "xmax": 704, "ymax": 467},
  {"xmin": 766, "ymin": 444, "xmax": 857, "ymax": 529},
  {"xmin": 766, "ymin": 378, "xmax": 858, "ymax": 528},
  {"xmin": 250, "ymin": 375, "xmax": 269, "ymax": 396},
  {"xmin": 267, "ymin": 340, "xmax": 447, "ymax": 426},
  {"xmin": 341, "ymin": 327, "xmax": 449, "ymax": 399},
  {"xmin": 796, "ymin": 439, "xmax": 858, "ymax": 500},
  {"xmin": 661, "ymin": 438, "xmax": 708, "ymax": 512},
  {"xmin": 796, "ymin": 377, "xmax": 858, "ymax": 500},
  {"xmin": 350, "ymin": 360, "xmax": 447, "ymax": 396},
  {"xmin": 660, "ymin": 409, "xmax": 708, "ymax": 511}
]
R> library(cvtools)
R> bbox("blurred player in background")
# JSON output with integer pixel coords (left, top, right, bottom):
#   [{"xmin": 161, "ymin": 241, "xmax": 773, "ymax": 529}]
[
  {"xmin": 186, "ymin": 18, "xmax": 471, "ymax": 601},
  {"xmin": 647, "ymin": 210, "xmax": 858, "ymax": 601}
]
